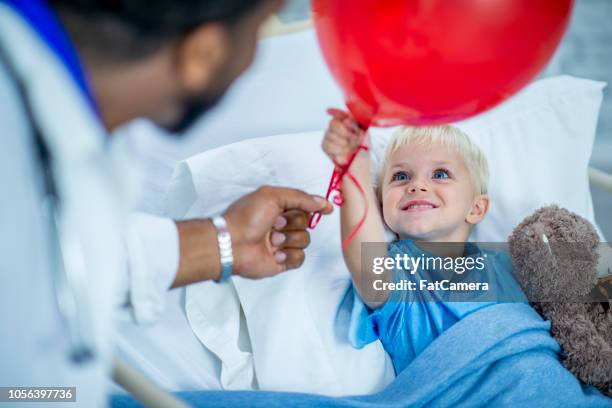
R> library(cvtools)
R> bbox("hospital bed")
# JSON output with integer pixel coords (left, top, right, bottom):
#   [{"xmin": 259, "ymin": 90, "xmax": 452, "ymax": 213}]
[{"xmin": 113, "ymin": 14, "xmax": 612, "ymax": 408}]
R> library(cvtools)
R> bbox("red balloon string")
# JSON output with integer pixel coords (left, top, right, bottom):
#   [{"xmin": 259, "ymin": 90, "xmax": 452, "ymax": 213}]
[{"xmin": 308, "ymin": 138, "xmax": 370, "ymax": 249}]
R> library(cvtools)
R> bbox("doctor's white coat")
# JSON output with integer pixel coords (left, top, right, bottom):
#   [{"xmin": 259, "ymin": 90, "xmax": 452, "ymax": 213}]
[{"xmin": 0, "ymin": 5, "xmax": 179, "ymax": 406}]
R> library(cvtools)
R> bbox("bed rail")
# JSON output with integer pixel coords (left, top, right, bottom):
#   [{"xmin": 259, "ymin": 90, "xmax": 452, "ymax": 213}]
[
  {"xmin": 113, "ymin": 357, "xmax": 189, "ymax": 408},
  {"xmin": 589, "ymin": 166, "xmax": 612, "ymax": 193}
]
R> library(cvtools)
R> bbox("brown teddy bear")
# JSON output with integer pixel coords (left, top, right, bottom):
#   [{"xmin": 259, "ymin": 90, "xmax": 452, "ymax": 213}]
[{"xmin": 508, "ymin": 205, "xmax": 611, "ymax": 397}]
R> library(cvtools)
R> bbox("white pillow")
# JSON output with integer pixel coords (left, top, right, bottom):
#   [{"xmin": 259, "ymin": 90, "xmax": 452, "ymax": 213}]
[{"xmin": 164, "ymin": 75, "xmax": 605, "ymax": 395}]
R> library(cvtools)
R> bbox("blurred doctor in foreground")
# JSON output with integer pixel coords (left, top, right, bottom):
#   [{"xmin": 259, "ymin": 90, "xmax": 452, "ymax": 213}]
[{"xmin": 0, "ymin": 0, "xmax": 332, "ymax": 406}]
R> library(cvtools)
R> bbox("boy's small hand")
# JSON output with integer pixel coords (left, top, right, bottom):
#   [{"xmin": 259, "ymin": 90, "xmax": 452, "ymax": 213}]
[{"xmin": 322, "ymin": 108, "xmax": 369, "ymax": 166}]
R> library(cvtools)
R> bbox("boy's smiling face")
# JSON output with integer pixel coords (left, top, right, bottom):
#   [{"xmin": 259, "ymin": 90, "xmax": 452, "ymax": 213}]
[{"xmin": 380, "ymin": 141, "xmax": 489, "ymax": 242}]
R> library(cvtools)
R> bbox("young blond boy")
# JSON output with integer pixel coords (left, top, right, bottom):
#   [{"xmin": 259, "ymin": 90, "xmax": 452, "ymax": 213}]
[{"xmin": 322, "ymin": 108, "xmax": 523, "ymax": 374}]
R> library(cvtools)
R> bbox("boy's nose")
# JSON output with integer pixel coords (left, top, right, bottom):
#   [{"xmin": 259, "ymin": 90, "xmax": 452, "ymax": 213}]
[{"xmin": 407, "ymin": 183, "xmax": 428, "ymax": 193}]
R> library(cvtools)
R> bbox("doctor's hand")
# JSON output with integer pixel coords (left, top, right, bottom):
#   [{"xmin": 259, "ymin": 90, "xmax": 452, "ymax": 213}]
[
  {"xmin": 223, "ymin": 186, "xmax": 333, "ymax": 278},
  {"xmin": 171, "ymin": 187, "xmax": 332, "ymax": 288}
]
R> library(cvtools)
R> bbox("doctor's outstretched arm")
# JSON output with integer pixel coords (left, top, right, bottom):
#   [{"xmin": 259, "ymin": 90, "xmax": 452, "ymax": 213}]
[{"xmin": 170, "ymin": 186, "xmax": 333, "ymax": 287}]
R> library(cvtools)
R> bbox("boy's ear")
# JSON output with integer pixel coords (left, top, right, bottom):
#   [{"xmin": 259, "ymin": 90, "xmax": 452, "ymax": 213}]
[{"xmin": 466, "ymin": 194, "xmax": 490, "ymax": 225}]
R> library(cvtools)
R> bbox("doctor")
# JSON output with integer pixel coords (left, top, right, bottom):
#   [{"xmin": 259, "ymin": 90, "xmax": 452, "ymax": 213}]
[{"xmin": 0, "ymin": 0, "xmax": 331, "ymax": 406}]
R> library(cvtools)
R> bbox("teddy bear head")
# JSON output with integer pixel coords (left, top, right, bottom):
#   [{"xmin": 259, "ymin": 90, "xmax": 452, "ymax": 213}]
[{"xmin": 508, "ymin": 205, "xmax": 600, "ymax": 302}]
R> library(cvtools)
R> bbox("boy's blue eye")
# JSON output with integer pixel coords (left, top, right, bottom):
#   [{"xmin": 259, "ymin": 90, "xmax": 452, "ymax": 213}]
[
  {"xmin": 392, "ymin": 171, "xmax": 409, "ymax": 182},
  {"xmin": 432, "ymin": 169, "xmax": 450, "ymax": 180}
]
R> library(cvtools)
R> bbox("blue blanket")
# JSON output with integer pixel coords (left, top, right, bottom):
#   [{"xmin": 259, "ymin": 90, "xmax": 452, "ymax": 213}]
[{"xmin": 112, "ymin": 304, "xmax": 611, "ymax": 407}]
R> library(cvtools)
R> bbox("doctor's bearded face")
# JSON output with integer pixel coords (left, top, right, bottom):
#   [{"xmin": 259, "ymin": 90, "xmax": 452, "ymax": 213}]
[{"xmin": 51, "ymin": 0, "xmax": 282, "ymax": 133}]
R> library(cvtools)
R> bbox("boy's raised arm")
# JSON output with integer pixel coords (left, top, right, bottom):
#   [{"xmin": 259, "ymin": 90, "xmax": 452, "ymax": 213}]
[{"xmin": 322, "ymin": 109, "xmax": 389, "ymax": 308}]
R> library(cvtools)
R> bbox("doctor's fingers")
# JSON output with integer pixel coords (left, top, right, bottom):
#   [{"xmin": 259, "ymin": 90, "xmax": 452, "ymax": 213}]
[
  {"xmin": 277, "ymin": 209, "xmax": 309, "ymax": 231},
  {"xmin": 274, "ymin": 230, "xmax": 310, "ymax": 250},
  {"xmin": 272, "ymin": 187, "xmax": 333, "ymax": 215},
  {"xmin": 277, "ymin": 248, "xmax": 306, "ymax": 271}
]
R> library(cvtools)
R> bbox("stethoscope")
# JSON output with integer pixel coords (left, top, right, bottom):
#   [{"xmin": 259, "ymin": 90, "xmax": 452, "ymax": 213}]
[{"xmin": 0, "ymin": 38, "xmax": 96, "ymax": 366}]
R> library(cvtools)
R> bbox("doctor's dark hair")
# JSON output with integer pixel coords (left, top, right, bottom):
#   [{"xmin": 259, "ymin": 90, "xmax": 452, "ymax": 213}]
[{"xmin": 49, "ymin": 0, "xmax": 268, "ymax": 62}]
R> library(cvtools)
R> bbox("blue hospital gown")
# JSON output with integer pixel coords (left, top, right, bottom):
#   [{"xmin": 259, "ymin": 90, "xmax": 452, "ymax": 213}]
[{"xmin": 349, "ymin": 240, "xmax": 526, "ymax": 374}]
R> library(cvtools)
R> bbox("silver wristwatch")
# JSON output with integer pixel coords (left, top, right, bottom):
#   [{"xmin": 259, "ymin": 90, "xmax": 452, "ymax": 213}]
[{"xmin": 211, "ymin": 215, "xmax": 233, "ymax": 283}]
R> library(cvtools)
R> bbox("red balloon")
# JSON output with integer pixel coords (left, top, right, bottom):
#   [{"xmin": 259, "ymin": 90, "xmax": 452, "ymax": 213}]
[{"xmin": 312, "ymin": 0, "xmax": 573, "ymax": 127}]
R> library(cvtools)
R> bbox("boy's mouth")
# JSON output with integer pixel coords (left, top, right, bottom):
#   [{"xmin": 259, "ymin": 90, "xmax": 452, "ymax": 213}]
[{"xmin": 401, "ymin": 199, "xmax": 438, "ymax": 212}]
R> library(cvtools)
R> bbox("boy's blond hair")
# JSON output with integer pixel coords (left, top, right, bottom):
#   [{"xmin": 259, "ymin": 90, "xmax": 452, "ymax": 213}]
[{"xmin": 377, "ymin": 125, "xmax": 489, "ymax": 197}]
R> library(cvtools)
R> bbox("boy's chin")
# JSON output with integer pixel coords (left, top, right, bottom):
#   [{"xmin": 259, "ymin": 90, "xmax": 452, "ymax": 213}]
[{"xmin": 396, "ymin": 226, "xmax": 436, "ymax": 241}]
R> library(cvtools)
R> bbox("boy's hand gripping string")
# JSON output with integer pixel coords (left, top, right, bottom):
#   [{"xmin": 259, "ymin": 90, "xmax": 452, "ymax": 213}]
[{"xmin": 309, "ymin": 132, "xmax": 370, "ymax": 249}]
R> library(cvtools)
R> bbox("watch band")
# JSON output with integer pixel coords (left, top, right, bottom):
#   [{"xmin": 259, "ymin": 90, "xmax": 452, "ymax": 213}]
[{"xmin": 211, "ymin": 215, "xmax": 233, "ymax": 283}]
